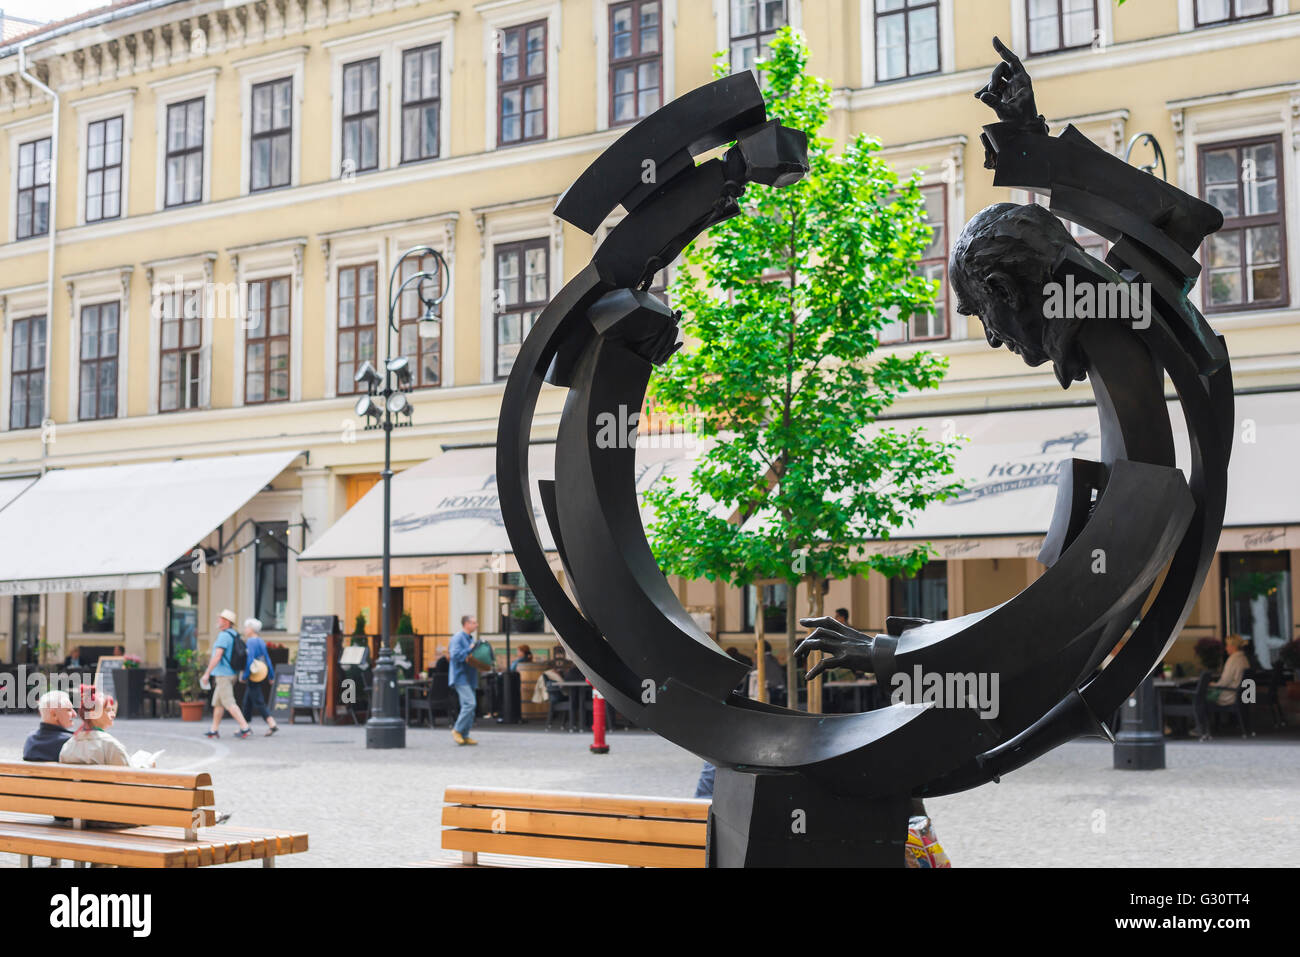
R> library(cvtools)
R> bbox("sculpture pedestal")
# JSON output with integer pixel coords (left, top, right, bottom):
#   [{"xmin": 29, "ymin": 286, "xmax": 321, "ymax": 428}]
[
  {"xmin": 1113, "ymin": 672, "xmax": 1165, "ymax": 770},
  {"xmin": 707, "ymin": 768, "xmax": 911, "ymax": 867}
]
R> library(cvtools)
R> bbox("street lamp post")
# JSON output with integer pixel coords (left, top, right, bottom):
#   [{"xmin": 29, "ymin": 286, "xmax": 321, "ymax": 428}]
[{"xmin": 359, "ymin": 245, "xmax": 449, "ymax": 750}]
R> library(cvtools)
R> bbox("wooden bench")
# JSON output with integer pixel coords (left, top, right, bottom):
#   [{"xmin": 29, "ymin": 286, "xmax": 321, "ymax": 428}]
[
  {"xmin": 439, "ymin": 786, "xmax": 708, "ymax": 867},
  {"xmin": 0, "ymin": 762, "xmax": 308, "ymax": 868}
]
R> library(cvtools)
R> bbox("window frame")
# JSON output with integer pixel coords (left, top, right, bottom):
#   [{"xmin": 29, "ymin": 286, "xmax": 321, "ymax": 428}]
[
  {"xmin": 8, "ymin": 314, "xmax": 45, "ymax": 431},
  {"xmin": 1193, "ymin": 0, "xmax": 1274, "ymax": 28},
  {"xmin": 78, "ymin": 300, "xmax": 120, "ymax": 422},
  {"xmin": 1024, "ymin": 0, "xmax": 1099, "ymax": 56},
  {"xmin": 874, "ymin": 0, "xmax": 942, "ymax": 83},
  {"xmin": 163, "ymin": 97, "xmax": 205, "ymax": 209},
  {"xmin": 497, "ymin": 19, "xmax": 549, "ymax": 148},
  {"xmin": 1197, "ymin": 133, "xmax": 1289, "ymax": 314},
  {"xmin": 82, "ymin": 590, "xmax": 118, "ymax": 634},
  {"xmin": 400, "ymin": 43, "xmax": 443, "ymax": 164},
  {"xmin": 493, "ymin": 238, "xmax": 550, "ymax": 380},
  {"xmin": 728, "ymin": 0, "xmax": 788, "ymax": 72},
  {"xmin": 15, "ymin": 136, "xmax": 51, "ymax": 240},
  {"xmin": 609, "ymin": 0, "xmax": 664, "ymax": 127},
  {"xmin": 881, "ymin": 183, "xmax": 951, "ymax": 345},
  {"xmin": 341, "ymin": 57, "xmax": 381, "ymax": 176},
  {"xmin": 244, "ymin": 276, "xmax": 292, "ymax": 405},
  {"xmin": 84, "ymin": 115, "xmax": 124, "ymax": 223},
  {"xmin": 336, "ymin": 261, "xmax": 379, "ymax": 397},
  {"xmin": 157, "ymin": 286, "xmax": 204, "ymax": 413},
  {"xmin": 249, "ymin": 76, "xmax": 294, "ymax": 193}
]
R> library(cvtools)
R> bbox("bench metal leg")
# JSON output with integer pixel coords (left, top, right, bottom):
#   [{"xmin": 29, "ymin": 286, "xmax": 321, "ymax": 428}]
[
  {"xmin": 462, "ymin": 851, "xmax": 478, "ymax": 865},
  {"xmin": 18, "ymin": 855, "xmax": 32, "ymax": 868},
  {"xmin": 262, "ymin": 856, "xmax": 276, "ymax": 868}
]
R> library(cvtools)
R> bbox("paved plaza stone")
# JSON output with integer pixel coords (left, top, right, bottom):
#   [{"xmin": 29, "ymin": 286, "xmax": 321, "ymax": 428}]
[{"xmin": 1, "ymin": 714, "xmax": 1296, "ymax": 868}]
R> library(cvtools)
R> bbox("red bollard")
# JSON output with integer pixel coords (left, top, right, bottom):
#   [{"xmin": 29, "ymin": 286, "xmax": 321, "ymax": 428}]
[{"xmin": 590, "ymin": 686, "xmax": 609, "ymax": 754}]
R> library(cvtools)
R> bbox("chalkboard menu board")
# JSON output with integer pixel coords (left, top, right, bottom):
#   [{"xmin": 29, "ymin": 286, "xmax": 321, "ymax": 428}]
[
  {"xmin": 271, "ymin": 665, "xmax": 295, "ymax": 719},
  {"xmin": 96, "ymin": 656, "xmax": 126, "ymax": 701},
  {"xmin": 291, "ymin": 615, "xmax": 336, "ymax": 710}
]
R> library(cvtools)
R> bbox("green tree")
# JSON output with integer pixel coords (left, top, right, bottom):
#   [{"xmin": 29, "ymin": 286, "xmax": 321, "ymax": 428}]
[{"xmin": 644, "ymin": 28, "xmax": 965, "ymax": 708}]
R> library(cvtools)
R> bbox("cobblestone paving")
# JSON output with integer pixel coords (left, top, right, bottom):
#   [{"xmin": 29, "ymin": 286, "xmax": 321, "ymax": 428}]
[{"xmin": 1, "ymin": 714, "xmax": 1296, "ymax": 867}]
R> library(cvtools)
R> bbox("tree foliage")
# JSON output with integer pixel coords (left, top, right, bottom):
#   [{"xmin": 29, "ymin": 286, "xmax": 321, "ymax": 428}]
[{"xmin": 645, "ymin": 28, "xmax": 966, "ymax": 618}]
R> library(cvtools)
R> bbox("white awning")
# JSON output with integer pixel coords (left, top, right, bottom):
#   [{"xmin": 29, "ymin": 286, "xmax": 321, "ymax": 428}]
[
  {"xmin": 754, "ymin": 390, "xmax": 1299, "ymax": 559},
  {"xmin": 0, "ymin": 476, "xmax": 35, "ymax": 514},
  {"xmin": 298, "ymin": 440, "xmax": 706, "ymax": 577},
  {"xmin": 0, "ymin": 450, "xmax": 301, "ymax": 596}
]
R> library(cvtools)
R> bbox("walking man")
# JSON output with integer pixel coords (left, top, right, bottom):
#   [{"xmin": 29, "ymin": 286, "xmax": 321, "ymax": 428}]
[
  {"xmin": 448, "ymin": 615, "xmax": 480, "ymax": 746},
  {"xmin": 200, "ymin": 609, "xmax": 252, "ymax": 739}
]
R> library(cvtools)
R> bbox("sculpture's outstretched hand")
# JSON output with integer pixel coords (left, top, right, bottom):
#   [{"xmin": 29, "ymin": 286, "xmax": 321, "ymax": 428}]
[
  {"xmin": 975, "ymin": 37, "xmax": 1045, "ymax": 134},
  {"xmin": 795, "ymin": 617, "xmax": 875, "ymax": 681}
]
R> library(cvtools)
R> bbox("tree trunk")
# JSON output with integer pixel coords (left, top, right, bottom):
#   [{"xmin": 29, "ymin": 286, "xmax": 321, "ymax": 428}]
[
  {"xmin": 806, "ymin": 575, "xmax": 825, "ymax": 714},
  {"xmin": 786, "ymin": 598, "xmax": 798, "ymax": 712}
]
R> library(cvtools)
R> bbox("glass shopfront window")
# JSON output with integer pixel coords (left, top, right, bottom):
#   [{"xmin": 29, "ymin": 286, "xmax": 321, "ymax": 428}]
[
  {"xmin": 11, "ymin": 595, "xmax": 39, "ymax": 665},
  {"xmin": 255, "ymin": 521, "xmax": 290, "ymax": 632},
  {"xmin": 744, "ymin": 583, "xmax": 789, "ymax": 632},
  {"xmin": 167, "ymin": 566, "xmax": 199, "ymax": 662},
  {"xmin": 1221, "ymin": 551, "xmax": 1292, "ymax": 669},
  {"xmin": 83, "ymin": 591, "xmax": 116, "ymax": 633},
  {"xmin": 889, "ymin": 560, "xmax": 948, "ymax": 621}
]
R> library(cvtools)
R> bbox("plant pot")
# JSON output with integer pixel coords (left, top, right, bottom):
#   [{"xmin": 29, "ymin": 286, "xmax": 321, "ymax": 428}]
[
  {"xmin": 117, "ymin": 668, "xmax": 147, "ymax": 719},
  {"xmin": 511, "ymin": 616, "xmax": 543, "ymax": 634},
  {"xmin": 179, "ymin": 700, "xmax": 205, "ymax": 722}
]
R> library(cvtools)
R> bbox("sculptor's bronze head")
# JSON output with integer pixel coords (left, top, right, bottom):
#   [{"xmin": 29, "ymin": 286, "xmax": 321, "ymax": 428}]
[{"xmin": 951, "ymin": 202, "xmax": 1088, "ymax": 388}]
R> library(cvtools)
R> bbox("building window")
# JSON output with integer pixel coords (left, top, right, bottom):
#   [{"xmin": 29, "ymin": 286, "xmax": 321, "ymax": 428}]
[
  {"xmin": 401, "ymin": 44, "xmax": 442, "ymax": 163},
  {"xmin": 78, "ymin": 302, "xmax": 119, "ymax": 421},
  {"xmin": 159, "ymin": 287, "xmax": 203, "ymax": 412},
  {"xmin": 494, "ymin": 239, "xmax": 549, "ymax": 379},
  {"xmin": 1194, "ymin": 0, "xmax": 1273, "ymax": 28},
  {"xmin": 1221, "ymin": 550, "xmax": 1291, "ymax": 669},
  {"xmin": 889, "ymin": 560, "xmax": 947, "ymax": 620},
  {"xmin": 9, "ymin": 315, "xmax": 44, "ymax": 430},
  {"xmin": 246, "ymin": 277, "xmax": 291, "ymax": 404},
  {"xmin": 610, "ymin": 1, "xmax": 662, "ymax": 125},
  {"xmin": 16, "ymin": 137, "xmax": 51, "ymax": 239},
  {"xmin": 164, "ymin": 98, "xmax": 204, "ymax": 207},
  {"xmin": 744, "ymin": 583, "xmax": 789, "ymax": 632},
  {"xmin": 166, "ymin": 565, "xmax": 199, "ymax": 661},
  {"xmin": 1199, "ymin": 136, "xmax": 1288, "ymax": 312},
  {"xmin": 255, "ymin": 521, "xmax": 290, "ymax": 632},
  {"xmin": 1026, "ymin": 0, "xmax": 1097, "ymax": 55},
  {"xmin": 875, "ymin": 0, "xmax": 940, "ymax": 82},
  {"xmin": 342, "ymin": 58, "xmax": 380, "ymax": 175},
  {"xmin": 337, "ymin": 262, "xmax": 378, "ymax": 395},
  {"xmin": 250, "ymin": 77, "xmax": 292, "ymax": 192},
  {"xmin": 882, "ymin": 184, "xmax": 949, "ymax": 343},
  {"xmin": 397, "ymin": 252, "xmax": 442, "ymax": 388},
  {"xmin": 498, "ymin": 20, "xmax": 547, "ymax": 146},
  {"xmin": 83, "ymin": 591, "xmax": 117, "ymax": 633},
  {"xmin": 730, "ymin": 0, "xmax": 787, "ymax": 72},
  {"xmin": 11, "ymin": 594, "xmax": 39, "ymax": 665},
  {"xmin": 85, "ymin": 116, "xmax": 123, "ymax": 222}
]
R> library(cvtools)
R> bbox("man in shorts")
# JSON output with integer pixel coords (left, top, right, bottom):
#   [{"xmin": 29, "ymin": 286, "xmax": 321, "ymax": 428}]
[{"xmin": 199, "ymin": 608, "xmax": 252, "ymax": 739}]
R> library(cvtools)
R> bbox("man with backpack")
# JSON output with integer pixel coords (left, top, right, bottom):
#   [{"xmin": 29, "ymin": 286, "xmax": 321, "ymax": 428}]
[{"xmin": 200, "ymin": 609, "xmax": 253, "ymax": 739}]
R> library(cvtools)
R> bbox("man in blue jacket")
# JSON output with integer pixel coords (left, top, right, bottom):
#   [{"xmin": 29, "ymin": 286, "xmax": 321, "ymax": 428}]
[
  {"xmin": 23, "ymin": 690, "xmax": 76, "ymax": 761},
  {"xmin": 448, "ymin": 615, "xmax": 480, "ymax": 746}
]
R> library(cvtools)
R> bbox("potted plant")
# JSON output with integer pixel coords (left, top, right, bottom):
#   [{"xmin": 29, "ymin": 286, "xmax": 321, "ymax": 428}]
[
  {"xmin": 266, "ymin": 641, "xmax": 290, "ymax": 666},
  {"xmin": 1194, "ymin": 637, "xmax": 1224, "ymax": 673},
  {"xmin": 176, "ymin": 648, "xmax": 205, "ymax": 721},
  {"xmin": 395, "ymin": 612, "xmax": 416, "ymax": 677},
  {"xmin": 351, "ymin": 611, "xmax": 370, "ymax": 647},
  {"xmin": 510, "ymin": 603, "xmax": 543, "ymax": 634}
]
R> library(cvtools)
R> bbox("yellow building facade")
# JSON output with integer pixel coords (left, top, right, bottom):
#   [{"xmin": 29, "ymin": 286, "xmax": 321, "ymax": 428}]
[{"xmin": 0, "ymin": 0, "xmax": 1295, "ymax": 677}]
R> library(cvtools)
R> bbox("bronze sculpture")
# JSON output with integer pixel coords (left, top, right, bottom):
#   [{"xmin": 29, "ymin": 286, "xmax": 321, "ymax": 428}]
[{"xmin": 496, "ymin": 38, "xmax": 1232, "ymax": 866}]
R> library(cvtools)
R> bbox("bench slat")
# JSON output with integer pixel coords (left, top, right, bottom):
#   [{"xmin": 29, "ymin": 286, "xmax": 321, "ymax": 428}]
[
  {"xmin": 443, "ymin": 829, "xmax": 704, "ymax": 868},
  {"xmin": 0, "ymin": 762, "xmax": 211, "ymax": 789},
  {"xmin": 443, "ymin": 786, "xmax": 709, "ymax": 821},
  {"xmin": 441, "ymin": 805, "xmax": 706, "ymax": 847},
  {"xmin": 0, "ymin": 777, "xmax": 214, "ymax": 810},
  {"xmin": 0, "ymin": 822, "xmax": 193, "ymax": 867},
  {"xmin": 0, "ymin": 796, "xmax": 215, "ymax": 830}
]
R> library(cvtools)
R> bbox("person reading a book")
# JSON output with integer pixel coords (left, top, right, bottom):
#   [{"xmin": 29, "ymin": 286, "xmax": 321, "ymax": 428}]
[{"xmin": 59, "ymin": 684, "xmax": 154, "ymax": 768}]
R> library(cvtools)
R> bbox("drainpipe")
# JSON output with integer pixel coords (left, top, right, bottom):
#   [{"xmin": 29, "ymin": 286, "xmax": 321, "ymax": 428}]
[
  {"xmin": 18, "ymin": 42, "xmax": 58, "ymax": 666},
  {"xmin": 17, "ymin": 41, "xmax": 57, "ymax": 475}
]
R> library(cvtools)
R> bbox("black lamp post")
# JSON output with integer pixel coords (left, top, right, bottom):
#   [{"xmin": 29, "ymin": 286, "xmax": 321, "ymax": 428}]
[{"xmin": 360, "ymin": 245, "xmax": 449, "ymax": 750}]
